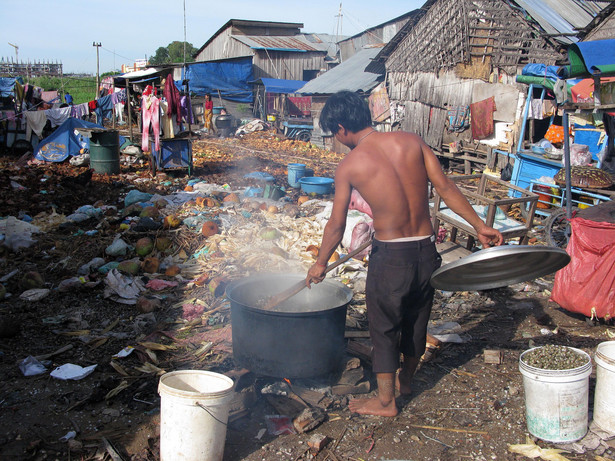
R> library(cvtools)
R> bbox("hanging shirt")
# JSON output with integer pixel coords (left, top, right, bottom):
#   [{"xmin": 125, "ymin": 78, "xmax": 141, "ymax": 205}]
[
  {"xmin": 95, "ymin": 94, "xmax": 114, "ymax": 124},
  {"xmin": 163, "ymin": 74, "xmax": 182, "ymax": 123},
  {"xmin": 25, "ymin": 111, "xmax": 48, "ymax": 140},
  {"xmin": 180, "ymin": 95, "xmax": 194, "ymax": 124}
]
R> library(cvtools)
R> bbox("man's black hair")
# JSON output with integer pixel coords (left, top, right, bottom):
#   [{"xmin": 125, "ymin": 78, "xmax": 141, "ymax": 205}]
[{"xmin": 319, "ymin": 90, "xmax": 372, "ymax": 134}]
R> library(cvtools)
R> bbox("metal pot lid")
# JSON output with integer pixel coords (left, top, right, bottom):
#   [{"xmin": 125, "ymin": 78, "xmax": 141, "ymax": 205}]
[{"xmin": 430, "ymin": 245, "xmax": 570, "ymax": 291}]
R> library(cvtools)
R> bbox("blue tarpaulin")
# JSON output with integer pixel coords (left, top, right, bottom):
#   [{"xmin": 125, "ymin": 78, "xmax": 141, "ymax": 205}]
[
  {"xmin": 566, "ymin": 39, "xmax": 615, "ymax": 77},
  {"xmin": 0, "ymin": 77, "xmax": 18, "ymax": 97},
  {"xmin": 259, "ymin": 78, "xmax": 308, "ymax": 94},
  {"xmin": 181, "ymin": 58, "xmax": 254, "ymax": 103},
  {"xmin": 35, "ymin": 118, "xmax": 126, "ymax": 163},
  {"xmin": 522, "ymin": 64, "xmax": 562, "ymax": 81}
]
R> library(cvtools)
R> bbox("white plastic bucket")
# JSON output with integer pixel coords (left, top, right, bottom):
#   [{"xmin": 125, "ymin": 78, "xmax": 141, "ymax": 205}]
[
  {"xmin": 158, "ymin": 370, "xmax": 234, "ymax": 461},
  {"xmin": 593, "ymin": 341, "xmax": 615, "ymax": 433},
  {"xmin": 519, "ymin": 347, "xmax": 592, "ymax": 443}
]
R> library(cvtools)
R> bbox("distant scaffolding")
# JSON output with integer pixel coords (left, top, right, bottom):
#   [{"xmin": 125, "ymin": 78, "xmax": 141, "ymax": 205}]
[{"xmin": 0, "ymin": 58, "xmax": 63, "ymax": 78}]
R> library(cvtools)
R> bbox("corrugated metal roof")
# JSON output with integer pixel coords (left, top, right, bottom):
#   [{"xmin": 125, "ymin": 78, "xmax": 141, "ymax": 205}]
[
  {"xmin": 232, "ymin": 35, "xmax": 323, "ymax": 52},
  {"xmin": 513, "ymin": 0, "xmax": 606, "ymax": 44},
  {"xmin": 297, "ymin": 47, "xmax": 383, "ymax": 95}
]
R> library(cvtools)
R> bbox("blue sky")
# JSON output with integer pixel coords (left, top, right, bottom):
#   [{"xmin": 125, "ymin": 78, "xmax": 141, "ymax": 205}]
[{"xmin": 0, "ymin": 0, "xmax": 425, "ymax": 75}]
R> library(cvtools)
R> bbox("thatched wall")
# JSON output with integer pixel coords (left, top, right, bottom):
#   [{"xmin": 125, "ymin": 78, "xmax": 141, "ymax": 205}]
[{"xmin": 386, "ymin": 0, "xmax": 565, "ymax": 77}]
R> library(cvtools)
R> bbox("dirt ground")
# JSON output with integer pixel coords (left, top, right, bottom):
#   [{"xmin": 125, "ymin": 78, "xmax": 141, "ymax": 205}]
[{"xmin": 0, "ymin": 129, "xmax": 613, "ymax": 461}]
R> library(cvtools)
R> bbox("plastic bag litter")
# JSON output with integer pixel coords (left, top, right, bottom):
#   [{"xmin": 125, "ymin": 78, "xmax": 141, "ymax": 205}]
[
  {"xmin": 77, "ymin": 257, "xmax": 106, "ymax": 275},
  {"xmin": 265, "ymin": 415, "xmax": 296, "ymax": 435},
  {"xmin": 59, "ymin": 431, "xmax": 77, "ymax": 442},
  {"xmin": 112, "ymin": 346, "xmax": 134, "ymax": 359},
  {"xmin": 103, "ymin": 269, "xmax": 145, "ymax": 304},
  {"xmin": 19, "ymin": 356, "xmax": 48, "ymax": 376},
  {"xmin": 50, "ymin": 363, "xmax": 97, "ymax": 380},
  {"xmin": 1, "ymin": 216, "xmax": 40, "ymax": 251},
  {"xmin": 69, "ymin": 153, "xmax": 90, "ymax": 166},
  {"xmin": 105, "ymin": 237, "xmax": 131, "ymax": 257},
  {"xmin": 124, "ymin": 190, "xmax": 153, "ymax": 208},
  {"xmin": 19, "ymin": 288, "xmax": 50, "ymax": 302}
]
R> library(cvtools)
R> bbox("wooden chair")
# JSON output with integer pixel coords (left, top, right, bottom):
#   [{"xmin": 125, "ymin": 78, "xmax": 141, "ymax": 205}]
[{"xmin": 431, "ymin": 173, "xmax": 539, "ymax": 249}]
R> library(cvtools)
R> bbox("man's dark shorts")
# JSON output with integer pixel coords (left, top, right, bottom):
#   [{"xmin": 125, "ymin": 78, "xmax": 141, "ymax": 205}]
[{"xmin": 365, "ymin": 237, "xmax": 442, "ymax": 374}]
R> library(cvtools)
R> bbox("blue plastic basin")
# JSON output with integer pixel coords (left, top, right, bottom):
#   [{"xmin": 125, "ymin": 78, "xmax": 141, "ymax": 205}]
[{"xmin": 299, "ymin": 177, "xmax": 334, "ymax": 195}]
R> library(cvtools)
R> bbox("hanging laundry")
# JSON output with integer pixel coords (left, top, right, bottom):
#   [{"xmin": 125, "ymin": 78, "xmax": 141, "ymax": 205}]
[
  {"xmin": 24, "ymin": 111, "xmax": 48, "ymax": 140},
  {"xmin": 88, "ymin": 100, "xmax": 98, "ymax": 113},
  {"xmin": 163, "ymin": 74, "xmax": 182, "ymax": 123},
  {"xmin": 447, "ymin": 105, "xmax": 470, "ymax": 132},
  {"xmin": 470, "ymin": 96, "xmax": 497, "ymax": 140},
  {"xmin": 141, "ymin": 95, "xmax": 160, "ymax": 153},
  {"xmin": 159, "ymin": 100, "xmax": 174, "ymax": 139},
  {"xmin": 114, "ymin": 103, "xmax": 125, "ymax": 124},
  {"xmin": 71, "ymin": 103, "xmax": 89, "ymax": 119},
  {"xmin": 542, "ymin": 100, "xmax": 557, "ymax": 118},
  {"xmin": 528, "ymin": 99, "xmax": 544, "ymax": 120},
  {"xmin": 45, "ymin": 106, "xmax": 71, "ymax": 128},
  {"xmin": 95, "ymin": 94, "xmax": 114, "ymax": 124},
  {"xmin": 180, "ymin": 95, "xmax": 194, "ymax": 125}
]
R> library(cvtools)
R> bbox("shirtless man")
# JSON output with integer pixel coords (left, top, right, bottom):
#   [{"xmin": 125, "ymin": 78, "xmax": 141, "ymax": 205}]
[{"xmin": 306, "ymin": 91, "xmax": 503, "ymax": 417}]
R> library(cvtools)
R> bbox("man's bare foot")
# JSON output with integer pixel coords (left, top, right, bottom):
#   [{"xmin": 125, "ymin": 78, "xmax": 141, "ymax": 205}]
[
  {"xmin": 348, "ymin": 396, "xmax": 398, "ymax": 416},
  {"xmin": 395, "ymin": 370, "xmax": 412, "ymax": 396}
]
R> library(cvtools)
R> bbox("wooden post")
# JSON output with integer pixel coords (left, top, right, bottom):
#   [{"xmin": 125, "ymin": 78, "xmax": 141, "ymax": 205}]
[
  {"xmin": 126, "ymin": 81, "xmax": 133, "ymax": 142},
  {"xmin": 112, "ymin": 81, "xmax": 116, "ymax": 130},
  {"xmin": 185, "ymin": 79, "xmax": 191, "ymax": 134}
]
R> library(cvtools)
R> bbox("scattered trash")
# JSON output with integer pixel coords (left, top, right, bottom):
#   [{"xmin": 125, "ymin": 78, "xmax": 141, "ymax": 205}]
[
  {"xmin": 112, "ymin": 346, "xmax": 135, "ymax": 359},
  {"xmin": 103, "ymin": 269, "xmax": 145, "ymax": 304},
  {"xmin": 19, "ymin": 288, "xmax": 50, "ymax": 302},
  {"xmin": 19, "ymin": 356, "xmax": 48, "ymax": 376},
  {"xmin": 105, "ymin": 237, "xmax": 131, "ymax": 257},
  {"xmin": 59, "ymin": 431, "xmax": 77, "ymax": 442},
  {"xmin": 265, "ymin": 415, "xmax": 296, "ymax": 435},
  {"xmin": 50, "ymin": 363, "xmax": 97, "ymax": 380}
]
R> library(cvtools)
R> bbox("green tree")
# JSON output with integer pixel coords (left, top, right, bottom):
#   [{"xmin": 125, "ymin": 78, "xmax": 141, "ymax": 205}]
[
  {"xmin": 150, "ymin": 46, "xmax": 170, "ymax": 65},
  {"xmin": 150, "ymin": 41, "xmax": 197, "ymax": 65}
]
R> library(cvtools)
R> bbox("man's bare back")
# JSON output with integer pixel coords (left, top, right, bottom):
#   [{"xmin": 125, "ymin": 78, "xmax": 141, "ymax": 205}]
[{"xmin": 337, "ymin": 130, "xmax": 435, "ymax": 240}]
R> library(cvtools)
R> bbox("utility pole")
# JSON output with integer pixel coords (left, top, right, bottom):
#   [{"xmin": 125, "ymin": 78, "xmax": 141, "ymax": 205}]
[
  {"xmin": 93, "ymin": 42, "xmax": 101, "ymax": 99},
  {"xmin": 8, "ymin": 42, "xmax": 18, "ymax": 62}
]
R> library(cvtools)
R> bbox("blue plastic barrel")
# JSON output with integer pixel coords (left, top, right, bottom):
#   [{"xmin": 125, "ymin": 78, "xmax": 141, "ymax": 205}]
[{"xmin": 288, "ymin": 163, "xmax": 306, "ymax": 188}]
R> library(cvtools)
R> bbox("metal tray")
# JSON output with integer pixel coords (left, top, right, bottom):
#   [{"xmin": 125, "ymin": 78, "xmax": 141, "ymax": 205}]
[{"xmin": 430, "ymin": 245, "xmax": 570, "ymax": 291}]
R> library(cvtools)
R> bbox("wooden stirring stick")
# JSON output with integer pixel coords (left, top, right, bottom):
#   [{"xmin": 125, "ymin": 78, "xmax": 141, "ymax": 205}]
[{"xmin": 263, "ymin": 239, "xmax": 372, "ymax": 310}]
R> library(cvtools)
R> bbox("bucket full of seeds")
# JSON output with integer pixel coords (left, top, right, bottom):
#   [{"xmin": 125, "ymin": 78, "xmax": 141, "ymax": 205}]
[{"xmin": 519, "ymin": 345, "xmax": 592, "ymax": 443}]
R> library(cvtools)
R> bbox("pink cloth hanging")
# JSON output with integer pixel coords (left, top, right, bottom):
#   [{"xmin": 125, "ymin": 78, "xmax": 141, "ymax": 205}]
[{"xmin": 141, "ymin": 95, "xmax": 160, "ymax": 153}]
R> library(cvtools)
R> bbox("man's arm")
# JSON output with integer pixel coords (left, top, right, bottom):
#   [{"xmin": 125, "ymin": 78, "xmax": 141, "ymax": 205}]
[
  {"xmin": 421, "ymin": 139, "xmax": 503, "ymax": 247},
  {"xmin": 306, "ymin": 164, "xmax": 352, "ymax": 286}
]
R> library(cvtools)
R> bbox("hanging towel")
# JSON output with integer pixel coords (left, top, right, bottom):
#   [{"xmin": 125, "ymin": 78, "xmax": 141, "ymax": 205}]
[
  {"xmin": 45, "ymin": 106, "xmax": 71, "ymax": 128},
  {"xmin": 470, "ymin": 96, "xmax": 496, "ymax": 140},
  {"xmin": 25, "ymin": 110, "xmax": 48, "ymax": 140}
]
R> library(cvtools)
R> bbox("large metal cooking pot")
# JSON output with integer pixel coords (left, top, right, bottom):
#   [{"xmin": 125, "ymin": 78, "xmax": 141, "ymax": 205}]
[{"xmin": 226, "ymin": 274, "xmax": 352, "ymax": 378}]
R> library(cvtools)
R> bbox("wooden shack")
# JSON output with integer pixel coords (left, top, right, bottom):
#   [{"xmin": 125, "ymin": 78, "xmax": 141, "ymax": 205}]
[{"xmin": 367, "ymin": 0, "xmax": 607, "ymax": 172}]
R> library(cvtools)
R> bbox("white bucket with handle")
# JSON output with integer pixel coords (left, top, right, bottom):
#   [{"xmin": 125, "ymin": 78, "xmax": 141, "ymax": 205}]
[{"xmin": 158, "ymin": 370, "xmax": 234, "ymax": 461}]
